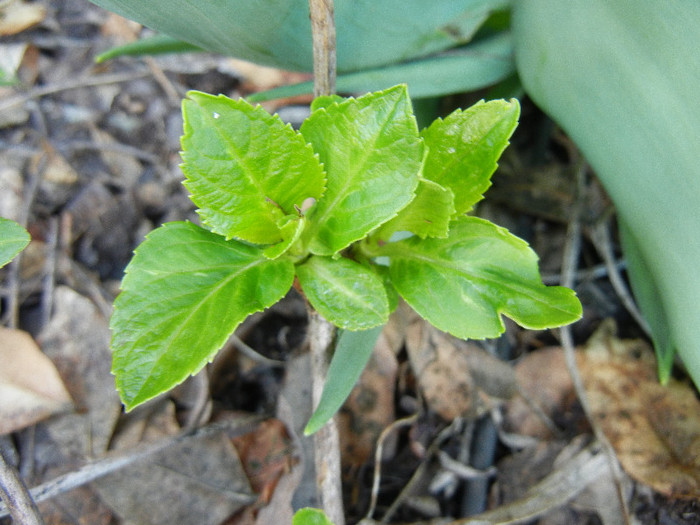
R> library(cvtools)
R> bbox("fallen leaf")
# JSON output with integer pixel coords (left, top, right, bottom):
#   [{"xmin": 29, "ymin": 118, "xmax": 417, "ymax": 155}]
[
  {"xmin": 505, "ymin": 346, "xmax": 577, "ymax": 438},
  {"xmin": 0, "ymin": 0, "xmax": 46, "ymax": 36},
  {"xmin": 406, "ymin": 317, "xmax": 519, "ymax": 421},
  {"xmin": 97, "ymin": 432, "xmax": 255, "ymax": 524},
  {"xmin": 38, "ymin": 285, "xmax": 121, "ymax": 455},
  {"xmin": 578, "ymin": 320, "xmax": 700, "ymax": 498},
  {"xmin": 232, "ymin": 418, "xmax": 295, "ymax": 504},
  {"xmin": 0, "ymin": 326, "xmax": 73, "ymax": 434},
  {"xmin": 406, "ymin": 319, "xmax": 476, "ymax": 420}
]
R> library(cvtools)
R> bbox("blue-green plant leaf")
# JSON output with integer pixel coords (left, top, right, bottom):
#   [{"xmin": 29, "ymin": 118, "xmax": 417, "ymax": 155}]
[
  {"xmin": 296, "ymin": 256, "xmax": 389, "ymax": 330},
  {"xmin": 421, "ymin": 98, "xmax": 519, "ymax": 215},
  {"xmin": 0, "ymin": 218, "xmax": 30, "ymax": 268},
  {"xmin": 300, "ymin": 85, "xmax": 423, "ymax": 255},
  {"xmin": 304, "ymin": 325, "xmax": 384, "ymax": 436},
  {"xmin": 181, "ymin": 91, "xmax": 325, "ymax": 245},
  {"xmin": 86, "ymin": 0, "xmax": 508, "ymax": 73},
  {"xmin": 386, "ymin": 216, "xmax": 582, "ymax": 339},
  {"xmin": 248, "ymin": 32, "xmax": 515, "ymax": 102},
  {"xmin": 96, "ymin": 34, "xmax": 201, "ymax": 63},
  {"xmin": 513, "ymin": 0, "xmax": 700, "ymax": 387},
  {"xmin": 110, "ymin": 222, "xmax": 294, "ymax": 410}
]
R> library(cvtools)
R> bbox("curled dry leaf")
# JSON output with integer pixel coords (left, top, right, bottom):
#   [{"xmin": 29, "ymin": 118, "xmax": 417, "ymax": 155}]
[
  {"xmin": 578, "ymin": 320, "xmax": 700, "ymax": 498},
  {"xmin": 0, "ymin": 326, "xmax": 73, "ymax": 434},
  {"xmin": 505, "ymin": 346, "xmax": 577, "ymax": 438},
  {"xmin": 406, "ymin": 315, "xmax": 520, "ymax": 421},
  {"xmin": 406, "ymin": 319, "xmax": 476, "ymax": 420}
]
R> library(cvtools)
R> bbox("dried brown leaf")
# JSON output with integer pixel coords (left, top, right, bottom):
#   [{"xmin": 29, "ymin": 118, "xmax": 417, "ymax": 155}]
[
  {"xmin": 406, "ymin": 320, "xmax": 475, "ymax": 420},
  {"xmin": 0, "ymin": 327, "xmax": 73, "ymax": 434},
  {"xmin": 578, "ymin": 320, "xmax": 700, "ymax": 498},
  {"xmin": 505, "ymin": 346, "xmax": 576, "ymax": 438},
  {"xmin": 0, "ymin": 0, "xmax": 46, "ymax": 36},
  {"xmin": 231, "ymin": 418, "xmax": 294, "ymax": 504}
]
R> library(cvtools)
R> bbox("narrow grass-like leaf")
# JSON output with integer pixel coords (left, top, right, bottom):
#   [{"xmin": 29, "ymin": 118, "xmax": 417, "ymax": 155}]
[
  {"xmin": 376, "ymin": 179, "xmax": 456, "ymax": 240},
  {"xmin": 96, "ymin": 34, "xmax": 201, "ymax": 63},
  {"xmin": 296, "ymin": 256, "xmax": 389, "ymax": 330},
  {"xmin": 386, "ymin": 217, "xmax": 582, "ymax": 339},
  {"xmin": 111, "ymin": 222, "xmax": 294, "ymax": 410},
  {"xmin": 247, "ymin": 32, "xmax": 515, "ymax": 102},
  {"xmin": 421, "ymin": 99, "xmax": 519, "ymax": 214},
  {"xmin": 300, "ymin": 85, "xmax": 423, "ymax": 255},
  {"xmin": 0, "ymin": 218, "xmax": 30, "ymax": 268},
  {"xmin": 181, "ymin": 91, "xmax": 325, "ymax": 244},
  {"xmin": 304, "ymin": 325, "xmax": 383, "ymax": 436}
]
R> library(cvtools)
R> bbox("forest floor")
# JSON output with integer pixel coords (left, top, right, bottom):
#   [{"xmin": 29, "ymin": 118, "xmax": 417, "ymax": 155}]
[{"xmin": 1, "ymin": 1, "xmax": 699, "ymax": 524}]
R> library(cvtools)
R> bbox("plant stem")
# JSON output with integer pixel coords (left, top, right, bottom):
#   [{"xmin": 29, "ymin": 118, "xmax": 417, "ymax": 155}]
[
  {"xmin": 307, "ymin": 312, "xmax": 344, "ymax": 525},
  {"xmin": 0, "ymin": 438, "xmax": 45, "ymax": 525},
  {"xmin": 308, "ymin": 0, "xmax": 337, "ymax": 98},
  {"xmin": 307, "ymin": 2, "xmax": 343, "ymax": 522}
]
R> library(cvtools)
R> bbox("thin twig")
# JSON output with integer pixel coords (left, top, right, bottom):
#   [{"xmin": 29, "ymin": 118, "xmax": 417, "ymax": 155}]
[
  {"xmin": 0, "ymin": 415, "xmax": 263, "ymax": 519},
  {"xmin": 0, "ymin": 71, "xmax": 151, "ymax": 115},
  {"xmin": 366, "ymin": 414, "xmax": 418, "ymax": 521},
  {"xmin": 589, "ymin": 219, "xmax": 651, "ymax": 337},
  {"xmin": 559, "ymin": 163, "xmax": 631, "ymax": 524},
  {"xmin": 40, "ymin": 216, "xmax": 58, "ymax": 329},
  {"xmin": 308, "ymin": 0, "xmax": 337, "ymax": 98},
  {"xmin": 306, "ymin": 0, "xmax": 343, "ymax": 522},
  {"xmin": 307, "ymin": 311, "xmax": 345, "ymax": 525},
  {"xmin": 0, "ymin": 437, "xmax": 45, "ymax": 525},
  {"xmin": 230, "ymin": 334, "xmax": 286, "ymax": 367}
]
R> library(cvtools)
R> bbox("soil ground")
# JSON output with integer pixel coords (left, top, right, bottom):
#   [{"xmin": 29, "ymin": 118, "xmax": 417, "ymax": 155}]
[{"xmin": 1, "ymin": 1, "xmax": 699, "ymax": 524}]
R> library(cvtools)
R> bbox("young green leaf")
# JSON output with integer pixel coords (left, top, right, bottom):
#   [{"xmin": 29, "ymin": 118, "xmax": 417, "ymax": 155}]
[
  {"xmin": 296, "ymin": 256, "xmax": 390, "ymax": 330},
  {"xmin": 304, "ymin": 325, "xmax": 383, "ymax": 435},
  {"xmin": 300, "ymin": 85, "xmax": 423, "ymax": 255},
  {"xmin": 293, "ymin": 507, "xmax": 335, "ymax": 525},
  {"xmin": 262, "ymin": 215, "xmax": 305, "ymax": 260},
  {"xmin": 421, "ymin": 99, "xmax": 520, "ymax": 214},
  {"xmin": 386, "ymin": 216, "xmax": 582, "ymax": 339},
  {"xmin": 111, "ymin": 221, "xmax": 294, "ymax": 410},
  {"xmin": 181, "ymin": 91, "xmax": 325, "ymax": 244},
  {"xmin": 310, "ymin": 94, "xmax": 344, "ymax": 112},
  {"xmin": 376, "ymin": 179, "xmax": 456, "ymax": 240},
  {"xmin": 0, "ymin": 217, "xmax": 30, "ymax": 269}
]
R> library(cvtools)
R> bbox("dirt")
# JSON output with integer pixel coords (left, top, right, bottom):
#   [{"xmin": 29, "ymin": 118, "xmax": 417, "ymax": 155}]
[{"xmin": 1, "ymin": 1, "xmax": 698, "ymax": 524}]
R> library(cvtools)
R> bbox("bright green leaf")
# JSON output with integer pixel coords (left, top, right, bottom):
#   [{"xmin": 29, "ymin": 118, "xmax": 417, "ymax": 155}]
[
  {"xmin": 181, "ymin": 91, "xmax": 325, "ymax": 244},
  {"xmin": 296, "ymin": 256, "xmax": 389, "ymax": 330},
  {"xmin": 263, "ymin": 215, "xmax": 306, "ymax": 260},
  {"xmin": 110, "ymin": 222, "xmax": 294, "ymax": 410},
  {"xmin": 300, "ymin": 85, "xmax": 423, "ymax": 255},
  {"xmin": 293, "ymin": 507, "xmax": 335, "ymax": 525},
  {"xmin": 421, "ymin": 99, "xmax": 519, "ymax": 214},
  {"xmin": 386, "ymin": 216, "xmax": 582, "ymax": 339},
  {"xmin": 310, "ymin": 94, "xmax": 344, "ymax": 112},
  {"xmin": 304, "ymin": 325, "xmax": 384, "ymax": 436},
  {"xmin": 0, "ymin": 218, "xmax": 30, "ymax": 269},
  {"xmin": 377, "ymin": 179, "xmax": 456, "ymax": 240}
]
